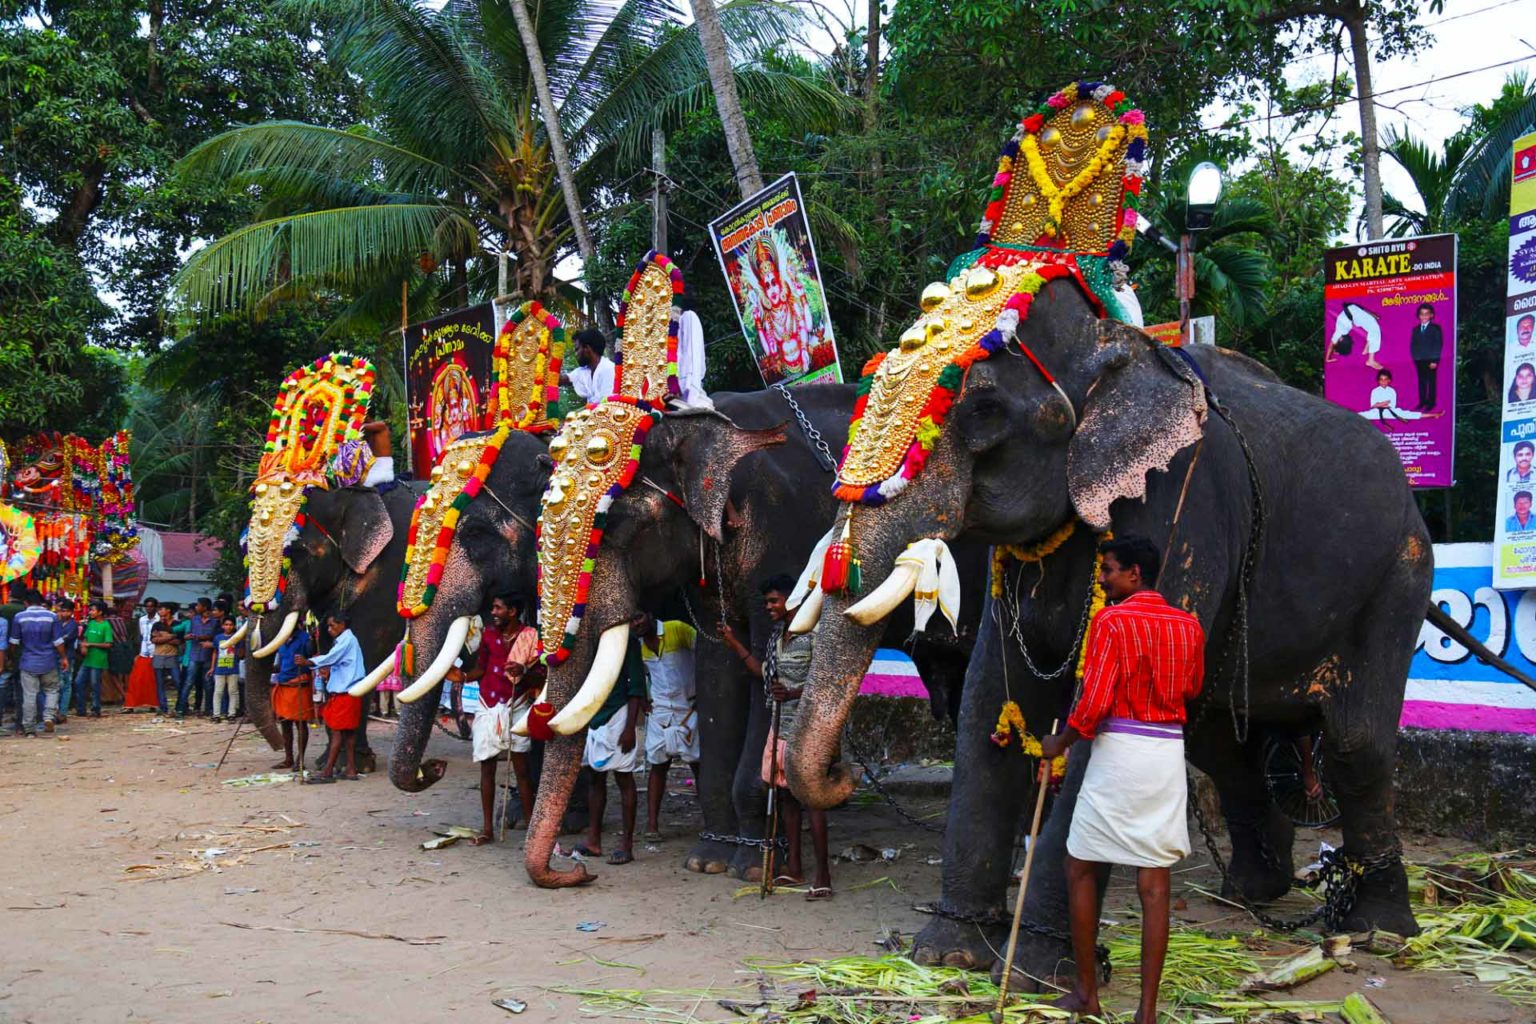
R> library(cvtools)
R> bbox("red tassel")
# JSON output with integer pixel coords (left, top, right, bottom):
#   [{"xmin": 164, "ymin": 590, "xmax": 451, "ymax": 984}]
[
  {"xmin": 527, "ymin": 702, "xmax": 556, "ymax": 742},
  {"xmin": 822, "ymin": 541, "xmax": 850, "ymax": 593}
]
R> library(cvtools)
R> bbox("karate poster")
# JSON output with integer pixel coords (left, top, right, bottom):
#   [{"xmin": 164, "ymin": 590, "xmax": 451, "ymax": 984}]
[
  {"xmin": 403, "ymin": 302, "xmax": 497, "ymax": 476},
  {"xmin": 1493, "ymin": 132, "xmax": 1536, "ymax": 587},
  {"xmin": 1322, "ymin": 232, "xmax": 1457, "ymax": 489},
  {"xmin": 708, "ymin": 173, "xmax": 841, "ymax": 387}
]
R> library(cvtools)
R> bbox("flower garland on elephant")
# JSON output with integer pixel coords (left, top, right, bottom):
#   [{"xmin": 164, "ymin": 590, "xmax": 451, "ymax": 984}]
[{"xmin": 988, "ymin": 523, "xmax": 1112, "ymax": 781}]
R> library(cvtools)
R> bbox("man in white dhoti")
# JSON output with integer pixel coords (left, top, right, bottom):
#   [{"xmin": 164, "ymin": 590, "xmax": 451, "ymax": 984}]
[
  {"xmin": 1040, "ymin": 536, "xmax": 1206, "ymax": 1024},
  {"xmin": 638, "ymin": 612, "xmax": 700, "ymax": 842}
]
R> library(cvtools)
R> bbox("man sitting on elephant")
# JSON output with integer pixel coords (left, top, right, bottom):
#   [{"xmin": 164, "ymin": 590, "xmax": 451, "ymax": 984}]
[{"xmin": 1040, "ymin": 536, "xmax": 1205, "ymax": 1024}]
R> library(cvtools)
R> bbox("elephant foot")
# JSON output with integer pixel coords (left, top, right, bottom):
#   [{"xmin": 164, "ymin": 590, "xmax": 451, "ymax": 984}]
[
  {"xmin": 1222, "ymin": 810, "xmax": 1295, "ymax": 904},
  {"xmin": 683, "ymin": 837, "xmax": 734, "ymax": 875},
  {"xmin": 727, "ymin": 842, "xmax": 767, "ymax": 880},
  {"xmin": 1340, "ymin": 858, "xmax": 1420, "ymax": 937},
  {"xmin": 911, "ymin": 912, "xmax": 1007, "ymax": 971},
  {"xmin": 989, "ymin": 929, "xmax": 1075, "ymax": 992},
  {"xmin": 356, "ymin": 750, "xmax": 378, "ymax": 775}
]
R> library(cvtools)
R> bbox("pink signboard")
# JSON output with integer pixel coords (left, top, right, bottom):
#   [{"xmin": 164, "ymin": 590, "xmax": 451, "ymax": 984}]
[{"xmin": 1323, "ymin": 233, "xmax": 1457, "ymax": 488}]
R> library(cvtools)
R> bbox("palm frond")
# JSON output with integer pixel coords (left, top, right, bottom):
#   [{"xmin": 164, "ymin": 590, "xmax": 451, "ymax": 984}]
[
  {"xmin": 176, "ymin": 121, "xmax": 473, "ymax": 197},
  {"xmin": 1195, "ymin": 244, "xmax": 1271, "ymax": 330},
  {"xmin": 1447, "ymin": 80, "xmax": 1536, "ymax": 220},
  {"xmin": 167, "ymin": 204, "xmax": 473, "ymax": 323}
]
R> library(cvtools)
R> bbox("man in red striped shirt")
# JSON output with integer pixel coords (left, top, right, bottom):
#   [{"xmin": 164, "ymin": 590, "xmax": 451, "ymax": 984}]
[{"xmin": 1040, "ymin": 535, "xmax": 1205, "ymax": 1024}]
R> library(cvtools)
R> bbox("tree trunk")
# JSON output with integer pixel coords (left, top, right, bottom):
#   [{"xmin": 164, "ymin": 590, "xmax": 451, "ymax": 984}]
[
  {"xmin": 505, "ymin": 0, "xmax": 601, "ymax": 285},
  {"xmin": 1343, "ymin": 6, "xmax": 1383, "ymax": 239},
  {"xmin": 863, "ymin": 0, "xmax": 880, "ymax": 134},
  {"xmin": 689, "ymin": 0, "xmax": 765, "ymax": 199}
]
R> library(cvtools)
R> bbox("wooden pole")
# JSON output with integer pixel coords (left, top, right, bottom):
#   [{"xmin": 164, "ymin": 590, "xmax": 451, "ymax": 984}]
[{"xmin": 993, "ymin": 719, "xmax": 1058, "ymax": 1020}]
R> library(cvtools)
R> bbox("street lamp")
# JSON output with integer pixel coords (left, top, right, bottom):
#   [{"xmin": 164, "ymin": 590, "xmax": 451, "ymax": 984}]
[{"xmin": 1180, "ymin": 161, "xmax": 1224, "ymax": 340}]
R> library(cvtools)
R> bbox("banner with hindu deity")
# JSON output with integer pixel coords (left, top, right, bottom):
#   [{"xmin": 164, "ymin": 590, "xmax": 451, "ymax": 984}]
[
  {"xmin": 707, "ymin": 172, "xmax": 841, "ymax": 387},
  {"xmin": 1492, "ymin": 132, "xmax": 1536, "ymax": 588},
  {"xmin": 403, "ymin": 302, "xmax": 498, "ymax": 476},
  {"xmin": 1322, "ymin": 232, "xmax": 1457, "ymax": 490}
]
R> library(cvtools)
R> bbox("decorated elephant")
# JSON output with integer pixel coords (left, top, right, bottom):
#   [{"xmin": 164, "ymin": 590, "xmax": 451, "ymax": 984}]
[
  {"xmin": 233, "ymin": 356, "xmax": 410, "ymax": 772},
  {"xmin": 239, "ymin": 480, "xmax": 417, "ymax": 771},
  {"xmin": 374, "ymin": 427, "xmax": 553, "ymax": 793}
]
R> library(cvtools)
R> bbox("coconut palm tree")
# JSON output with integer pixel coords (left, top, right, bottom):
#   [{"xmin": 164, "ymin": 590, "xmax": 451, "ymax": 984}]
[
  {"xmin": 167, "ymin": 0, "xmax": 842, "ymax": 327},
  {"xmin": 1130, "ymin": 194, "xmax": 1277, "ymax": 334}
]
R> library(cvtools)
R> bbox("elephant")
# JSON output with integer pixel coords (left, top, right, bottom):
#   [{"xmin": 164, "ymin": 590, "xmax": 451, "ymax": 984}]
[
  {"xmin": 239, "ymin": 480, "xmax": 419, "ymax": 773},
  {"xmin": 783, "ymin": 270, "xmax": 1438, "ymax": 982},
  {"xmin": 515, "ymin": 386, "xmax": 983, "ymax": 889},
  {"xmin": 378, "ymin": 428, "xmax": 553, "ymax": 794}
]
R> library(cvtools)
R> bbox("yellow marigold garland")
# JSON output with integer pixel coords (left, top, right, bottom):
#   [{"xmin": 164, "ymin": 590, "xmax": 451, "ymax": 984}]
[
  {"xmin": 990, "ymin": 520, "xmax": 1078, "ymax": 597},
  {"xmin": 1019, "ymin": 124, "xmax": 1127, "ymax": 239},
  {"xmin": 990, "ymin": 700, "xmax": 1067, "ymax": 781}
]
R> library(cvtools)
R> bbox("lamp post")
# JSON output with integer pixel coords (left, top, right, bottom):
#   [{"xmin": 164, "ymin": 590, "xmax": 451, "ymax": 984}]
[{"xmin": 1180, "ymin": 161, "xmax": 1224, "ymax": 342}]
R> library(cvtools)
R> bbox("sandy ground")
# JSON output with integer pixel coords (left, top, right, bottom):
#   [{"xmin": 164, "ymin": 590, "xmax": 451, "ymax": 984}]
[{"xmin": 0, "ymin": 714, "xmax": 1527, "ymax": 1024}]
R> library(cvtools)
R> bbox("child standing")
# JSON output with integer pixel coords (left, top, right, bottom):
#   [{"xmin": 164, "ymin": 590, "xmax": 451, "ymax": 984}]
[{"xmin": 211, "ymin": 617, "xmax": 242, "ymax": 722}]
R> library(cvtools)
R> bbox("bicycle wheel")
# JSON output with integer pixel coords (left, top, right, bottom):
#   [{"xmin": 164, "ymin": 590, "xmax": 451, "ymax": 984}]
[{"xmin": 1263, "ymin": 732, "xmax": 1341, "ymax": 828}]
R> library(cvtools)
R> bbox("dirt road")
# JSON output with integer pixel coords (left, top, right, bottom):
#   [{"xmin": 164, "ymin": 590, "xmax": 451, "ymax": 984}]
[{"xmin": 0, "ymin": 715, "xmax": 1522, "ymax": 1023}]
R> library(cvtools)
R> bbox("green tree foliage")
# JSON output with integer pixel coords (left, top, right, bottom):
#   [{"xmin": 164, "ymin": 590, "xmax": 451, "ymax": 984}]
[{"xmin": 167, "ymin": 0, "xmax": 846, "ymax": 328}]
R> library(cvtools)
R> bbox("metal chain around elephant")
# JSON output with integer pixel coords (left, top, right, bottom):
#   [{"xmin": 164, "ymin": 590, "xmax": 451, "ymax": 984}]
[
  {"xmin": 698, "ymin": 831, "xmax": 788, "ymax": 850},
  {"xmin": 997, "ymin": 550, "xmax": 1098, "ymax": 685},
  {"xmin": 839, "ymin": 724, "xmax": 944, "ymax": 834},
  {"xmin": 773, "ymin": 383, "xmax": 837, "ymax": 473},
  {"xmin": 1185, "ymin": 772, "xmax": 1401, "ymax": 933}
]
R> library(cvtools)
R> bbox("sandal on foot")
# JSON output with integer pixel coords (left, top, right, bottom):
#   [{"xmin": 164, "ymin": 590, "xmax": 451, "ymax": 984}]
[
  {"xmin": 772, "ymin": 874, "xmax": 805, "ymax": 886},
  {"xmin": 468, "ymin": 833, "xmax": 494, "ymax": 846},
  {"xmin": 642, "ymin": 830, "xmax": 664, "ymax": 843},
  {"xmin": 572, "ymin": 843, "xmax": 602, "ymax": 858},
  {"xmin": 607, "ymin": 850, "xmax": 634, "ymax": 865},
  {"xmin": 306, "ymin": 775, "xmax": 336, "ymax": 784},
  {"xmin": 805, "ymin": 886, "xmax": 833, "ymax": 900}
]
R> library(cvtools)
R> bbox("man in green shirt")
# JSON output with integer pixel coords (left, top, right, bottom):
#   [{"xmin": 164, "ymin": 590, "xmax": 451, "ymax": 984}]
[
  {"xmin": 74, "ymin": 600, "xmax": 114, "ymax": 717},
  {"xmin": 576, "ymin": 627, "xmax": 648, "ymax": 865}
]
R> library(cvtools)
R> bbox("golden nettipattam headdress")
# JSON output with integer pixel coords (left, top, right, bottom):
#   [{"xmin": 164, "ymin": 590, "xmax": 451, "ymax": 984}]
[
  {"xmin": 243, "ymin": 354, "xmax": 376, "ymax": 612},
  {"xmin": 614, "ymin": 251, "xmax": 684, "ymax": 402},
  {"xmin": 493, "ymin": 301, "xmax": 566, "ymax": 432}
]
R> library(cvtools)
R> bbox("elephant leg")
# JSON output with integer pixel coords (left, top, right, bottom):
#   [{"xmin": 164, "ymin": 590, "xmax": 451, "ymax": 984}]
[
  {"xmin": 729, "ymin": 667, "xmax": 773, "ymax": 880},
  {"xmin": 1316, "ymin": 651, "xmax": 1420, "ymax": 934},
  {"xmin": 1185, "ymin": 711, "xmax": 1294, "ymax": 904},
  {"xmin": 355, "ymin": 713, "xmax": 377, "ymax": 775},
  {"xmin": 912, "ymin": 602, "xmax": 1042, "ymax": 972},
  {"xmin": 687, "ymin": 645, "xmax": 745, "ymax": 874}
]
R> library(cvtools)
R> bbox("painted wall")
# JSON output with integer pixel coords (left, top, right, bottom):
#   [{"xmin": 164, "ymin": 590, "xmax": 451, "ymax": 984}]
[{"xmin": 858, "ymin": 541, "xmax": 1536, "ymax": 736}]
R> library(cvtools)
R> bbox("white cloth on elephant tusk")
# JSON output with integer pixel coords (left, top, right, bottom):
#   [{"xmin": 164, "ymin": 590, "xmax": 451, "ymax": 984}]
[
  {"xmin": 904, "ymin": 538, "xmax": 961, "ymax": 633},
  {"xmin": 788, "ymin": 525, "xmax": 837, "ymax": 611}
]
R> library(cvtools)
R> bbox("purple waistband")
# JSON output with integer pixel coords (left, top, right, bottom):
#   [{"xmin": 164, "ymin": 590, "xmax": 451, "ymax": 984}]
[{"xmin": 1099, "ymin": 717, "xmax": 1183, "ymax": 739}]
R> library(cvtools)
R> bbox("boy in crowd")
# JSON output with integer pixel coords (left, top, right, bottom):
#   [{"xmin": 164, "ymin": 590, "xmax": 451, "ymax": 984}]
[
  {"xmin": 211, "ymin": 616, "xmax": 243, "ymax": 722},
  {"xmin": 576, "ymin": 632, "xmax": 648, "ymax": 865},
  {"xmin": 185, "ymin": 598, "xmax": 218, "ymax": 716},
  {"xmin": 73, "ymin": 600, "xmax": 113, "ymax": 718},
  {"xmin": 465, "ymin": 595, "xmax": 539, "ymax": 844},
  {"xmin": 270, "ymin": 620, "xmax": 314, "ymax": 773},
  {"xmin": 54, "ymin": 599, "xmax": 78, "ymax": 724},
  {"xmin": 149, "ymin": 604, "xmax": 181, "ymax": 715},
  {"xmin": 301, "ymin": 613, "xmax": 364, "ymax": 782},
  {"xmin": 721, "ymin": 574, "xmax": 832, "ymax": 898},
  {"xmin": 637, "ymin": 611, "xmax": 700, "ymax": 842}
]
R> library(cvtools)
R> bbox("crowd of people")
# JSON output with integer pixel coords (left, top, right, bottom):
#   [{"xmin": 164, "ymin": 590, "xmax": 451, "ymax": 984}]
[{"xmin": 0, "ymin": 590, "xmax": 252, "ymax": 735}]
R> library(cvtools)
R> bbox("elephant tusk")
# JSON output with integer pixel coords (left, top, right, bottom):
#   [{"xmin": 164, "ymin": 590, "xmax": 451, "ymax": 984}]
[
  {"xmin": 547, "ymin": 623, "xmax": 631, "ymax": 736},
  {"xmin": 350, "ymin": 638, "xmax": 403, "ymax": 697},
  {"xmin": 788, "ymin": 585, "xmax": 824, "ymax": 635},
  {"xmin": 397, "ymin": 616, "xmax": 472, "ymax": 704},
  {"xmin": 219, "ymin": 619, "xmax": 251, "ymax": 651},
  {"xmin": 252, "ymin": 611, "xmax": 299, "ymax": 659},
  {"xmin": 844, "ymin": 562, "xmax": 920, "ymax": 626},
  {"xmin": 252, "ymin": 618, "xmax": 264, "ymax": 650}
]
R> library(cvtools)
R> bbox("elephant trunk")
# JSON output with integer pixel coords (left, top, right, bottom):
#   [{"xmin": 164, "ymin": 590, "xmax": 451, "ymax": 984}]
[
  {"xmin": 242, "ymin": 610, "xmax": 285, "ymax": 750},
  {"xmin": 523, "ymin": 732, "xmax": 594, "ymax": 888},
  {"xmin": 388, "ymin": 615, "xmax": 455, "ymax": 793}
]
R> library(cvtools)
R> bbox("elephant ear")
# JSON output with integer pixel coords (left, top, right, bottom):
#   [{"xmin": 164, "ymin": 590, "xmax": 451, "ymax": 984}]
[
  {"xmin": 666, "ymin": 409, "xmax": 786, "ymax": 543},
  {"xmin": 1067, "ymin": 320, "xmax": 1207, "ymax": 531},
  {"xmin": 333, "ymin": 487, "xmax": 395, "ymax": 575}
]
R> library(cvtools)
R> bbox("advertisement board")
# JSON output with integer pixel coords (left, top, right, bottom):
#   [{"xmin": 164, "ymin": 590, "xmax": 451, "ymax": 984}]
[
  {"xmin": 708, "ymin": 173, "xmax": 841, "ymax": 387},
  {"xmin": 1493, "ymin": 132, "xmax": 1536, "ymax": 588},
  {"xmin": 403, "ymin": 303, "xmax": 497, "ymax": 476},
  {"xmin": 1323, "ymin": 233, "xmax": 1457, "ymax": 489}
]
